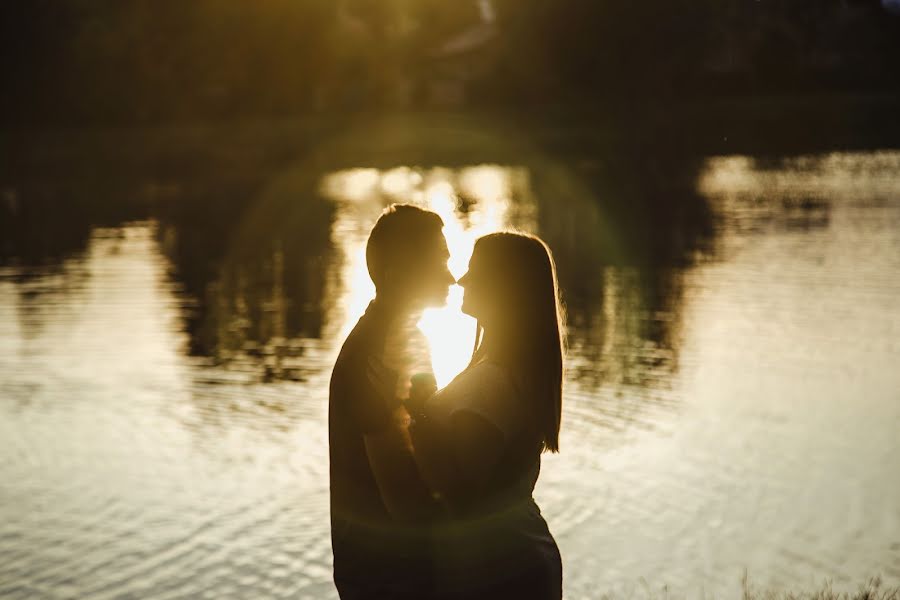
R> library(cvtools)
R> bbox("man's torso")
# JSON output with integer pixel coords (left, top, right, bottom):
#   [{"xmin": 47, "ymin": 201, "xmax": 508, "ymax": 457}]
[{"xmin": 328, "ymin": 300, "xmax": 434, "ymax": 595}]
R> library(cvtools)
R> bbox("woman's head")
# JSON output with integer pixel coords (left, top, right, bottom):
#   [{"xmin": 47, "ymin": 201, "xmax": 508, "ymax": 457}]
[{"xmin": 457, "ymin": 232, "xmax": 565, "ymax": 452}]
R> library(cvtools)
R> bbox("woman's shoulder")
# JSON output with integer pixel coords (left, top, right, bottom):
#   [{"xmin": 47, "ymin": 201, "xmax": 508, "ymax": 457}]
[
  {"xmin": 429, "ymin": 361, "xmax": 522, "ymax": 436},
  {"xmin": 443, "ymin": 361, "xmax": 516, "ymax": 398}
]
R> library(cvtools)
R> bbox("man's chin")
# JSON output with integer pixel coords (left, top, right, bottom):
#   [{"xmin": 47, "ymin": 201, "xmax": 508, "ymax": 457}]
[
  {"xmin": 408, "ymin": 295, "xmax": 444, "ymax": 312},
  {"xmin": 423, "ymin": 290, "xmax": 450, "ymax": 309},
  {"xmin": 423, "ymin": 297, "xmax": 448, "ymax": 310}
]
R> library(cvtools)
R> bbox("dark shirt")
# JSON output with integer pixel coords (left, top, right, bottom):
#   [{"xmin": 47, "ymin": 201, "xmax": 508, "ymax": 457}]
[
  {"xmin": 329, "ymin": 300, "xmax": 432, "ymax": 599},
  {"xmin": 419, "ymin": 362, "xmax": 562, "ymax": 600}
]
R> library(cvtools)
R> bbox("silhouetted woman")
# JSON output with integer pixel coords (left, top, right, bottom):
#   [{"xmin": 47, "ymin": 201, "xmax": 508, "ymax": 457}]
[{"xmin": 410, "ymin": 232, "xmax": 565, "ymax": 600}]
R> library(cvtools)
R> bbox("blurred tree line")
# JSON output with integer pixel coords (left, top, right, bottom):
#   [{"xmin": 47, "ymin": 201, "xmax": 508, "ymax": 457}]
[
  {"xmin": 498, "ymin": 0, "xmax": 900, "ymax": 99},
  {"xmin": 2, "ymin": 0, "xmax": 899, "ymax": 126}
]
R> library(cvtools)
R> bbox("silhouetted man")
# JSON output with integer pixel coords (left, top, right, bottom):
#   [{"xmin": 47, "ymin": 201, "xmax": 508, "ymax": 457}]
[{"xmin": 329, "ymin": 204, "xmax": 454, "ymax": 599}]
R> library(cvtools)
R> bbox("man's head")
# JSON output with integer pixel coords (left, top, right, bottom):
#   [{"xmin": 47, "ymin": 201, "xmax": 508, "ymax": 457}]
[{"xmin": 366, "ymin": 204, "xmax": 454, "ymax": 309}]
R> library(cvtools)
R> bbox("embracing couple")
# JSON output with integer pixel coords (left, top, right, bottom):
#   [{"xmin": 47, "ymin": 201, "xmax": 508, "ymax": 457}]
[{"xmin": 329, "ymin": 204, "xmax": 564, "ymax": 600}]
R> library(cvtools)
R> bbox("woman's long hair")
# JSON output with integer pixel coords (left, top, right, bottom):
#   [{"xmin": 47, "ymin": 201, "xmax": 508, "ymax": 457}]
[{"xmin": 467, "ymin": 232, "xmax": 565, "ymax": 452}]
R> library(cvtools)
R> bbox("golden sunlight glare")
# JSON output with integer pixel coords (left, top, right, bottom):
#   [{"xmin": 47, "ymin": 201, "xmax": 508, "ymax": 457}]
[{"xmin": 322, "ymin": 165, "xmax": 518, "ymax": 388}]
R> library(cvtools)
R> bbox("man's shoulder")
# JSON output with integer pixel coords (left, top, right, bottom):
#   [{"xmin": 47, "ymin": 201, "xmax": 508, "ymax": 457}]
[{"xmin": 330, "ymin": 314, "xmax": 375, "ymax": 394}]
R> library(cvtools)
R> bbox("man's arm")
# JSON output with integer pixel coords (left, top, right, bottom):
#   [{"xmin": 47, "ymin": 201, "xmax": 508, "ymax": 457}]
[{"xmin": 363, "ymin": 405, "xmax": 440, "ymax": 523}]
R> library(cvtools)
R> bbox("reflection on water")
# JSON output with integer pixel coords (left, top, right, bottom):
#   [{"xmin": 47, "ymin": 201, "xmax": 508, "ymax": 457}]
[{"xmin": 1, "ymin": 150, "xmax": 899, "ymax": 598}]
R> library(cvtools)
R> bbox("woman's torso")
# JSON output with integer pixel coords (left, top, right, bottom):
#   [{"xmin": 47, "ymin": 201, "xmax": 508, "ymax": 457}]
[{"xmin": 422, "ymin": 361, "xmax": 561, "ymax": 599}]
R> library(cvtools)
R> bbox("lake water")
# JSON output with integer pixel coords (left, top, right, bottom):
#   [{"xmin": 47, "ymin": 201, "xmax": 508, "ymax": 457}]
[{"xmin": 1, "ymin": 149, "xmax": 899, "ymax": 599}]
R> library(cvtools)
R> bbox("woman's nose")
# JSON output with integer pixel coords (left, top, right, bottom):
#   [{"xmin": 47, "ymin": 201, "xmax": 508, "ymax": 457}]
[{"xmin": 457, "ymin": 271, "xmax": 470, "ymax": 287}]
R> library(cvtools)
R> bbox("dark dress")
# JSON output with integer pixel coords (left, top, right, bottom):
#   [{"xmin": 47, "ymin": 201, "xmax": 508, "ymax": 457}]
[
  {"xmin": 418, "ymin": 361, "xmax": 563, "ymax": 600},
  {"xmin": 328, "ymin": 300, "xmax": 433, "ymax": 599}
]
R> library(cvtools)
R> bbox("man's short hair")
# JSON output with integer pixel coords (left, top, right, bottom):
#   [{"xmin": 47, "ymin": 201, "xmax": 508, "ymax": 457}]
[{"xmin": 366, "ymin": 204, "xmax": 444, "ymax": 291}]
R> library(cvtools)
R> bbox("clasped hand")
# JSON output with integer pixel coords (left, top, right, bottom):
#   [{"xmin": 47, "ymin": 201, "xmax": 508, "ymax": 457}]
[{"xmin": 366, "ymin": 356, "xmax": 436, "ymax": 422}]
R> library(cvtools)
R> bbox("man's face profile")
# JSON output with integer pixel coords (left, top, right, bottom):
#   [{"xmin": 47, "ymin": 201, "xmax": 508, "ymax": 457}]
[
  {"xmin": 367, "ymin": 206, "xmax": 454, "ymax": 310},
  {"xmin": 408, "ymin": 233, "xmax": 454, "ymax": 309}
]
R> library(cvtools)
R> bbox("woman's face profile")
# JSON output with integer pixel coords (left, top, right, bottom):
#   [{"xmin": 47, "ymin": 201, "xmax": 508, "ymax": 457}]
[{"xmin": 458, "ymin": 249, "xmax": 490, "ymax": 321}]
